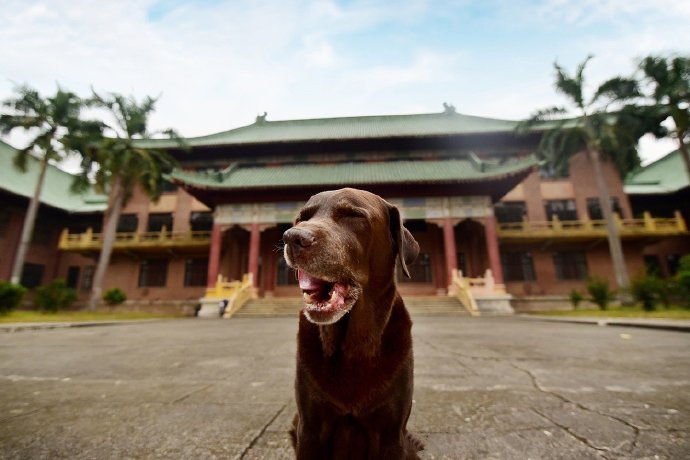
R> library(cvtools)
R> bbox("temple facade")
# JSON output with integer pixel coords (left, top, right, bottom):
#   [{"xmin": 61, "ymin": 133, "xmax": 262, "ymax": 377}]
[{"xmin": 2, "ymin": 108, "xmax": 688, "ymax": 311}]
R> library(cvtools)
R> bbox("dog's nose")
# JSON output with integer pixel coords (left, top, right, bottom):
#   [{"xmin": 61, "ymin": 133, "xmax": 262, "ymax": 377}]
[{"xmin": 283, "ymin": 227, "xmax": 316, "ymax": 249}]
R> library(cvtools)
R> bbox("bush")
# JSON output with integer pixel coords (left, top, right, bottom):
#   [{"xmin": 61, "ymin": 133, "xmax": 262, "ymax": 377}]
[
  {"xmin": 677, "ymin": 255, "xmax": 690, "ymax": 307},
  {"xmin": 586, "ymin": 277, "xmax": 614, "ymax": 310},
  {"xmin": 630, "ymin": 274, "xmax": 659, "ymax": 311},
  {"xmin": 103, "ymin": 288, "xmax": 127, "ymax": 306},
  {"xmin": 35, "ymin": 279, "xmax": 77, "ymax": 313},
  {"xmin": 569, "ymin": 289, "xmax": 583, "ymax": 308},
  {"xmin": 0, "ymin": 281, "xmax": 27, "ymax": 315}
]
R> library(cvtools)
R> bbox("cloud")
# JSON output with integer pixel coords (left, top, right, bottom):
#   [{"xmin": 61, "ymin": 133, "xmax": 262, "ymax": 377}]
[
  {"xmin": 1, "ymin": 0, "xmax": 688, "ymax": 167},
  {"xmin": 532, "ymin": 0, "xmax": 690, "ymax": 27}
]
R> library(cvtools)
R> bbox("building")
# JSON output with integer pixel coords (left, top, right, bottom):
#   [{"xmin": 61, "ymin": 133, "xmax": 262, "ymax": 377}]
[
  {"xmin": 3, "ymin": 108, "xmax": 688, "ymax": 312},
  {"xmin": 624, "ymin": 149, "xmax": 690, "ymax": 277},
  {"xmin": 0, "ymin": 139, "xmax": 106, "ymax": 292}
]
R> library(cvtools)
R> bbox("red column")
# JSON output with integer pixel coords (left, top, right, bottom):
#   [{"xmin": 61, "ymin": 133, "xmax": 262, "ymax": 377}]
[
  {"xmin": 442, "ymin": 218, "xmax": 458, "ymax": 288},
  {"xmin": 247, "ymin": 222, "xmax": 261, "ymax": 287},
  {"xmin": 484, "ymin": 215, "xmax": 504, "ymax": 284},
  {"xmin": 206, "ymin": 223, "xmax": 223, "ymax": 287}
]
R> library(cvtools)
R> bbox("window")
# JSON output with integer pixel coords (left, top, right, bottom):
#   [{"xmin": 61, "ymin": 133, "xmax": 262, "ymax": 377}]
[
  {"xmin": 81, "ymin": 266, "xmax": 95, "ymax": 291},
  {"xmin": 190, "ymin": 212, "xmax": 213, "ymax": 232},
  {"xmin": 544, "ymin": 200, "xmax": 578, "ymax": 221},
  {"xmin": 66, "ymin": 266, "xmax": 80, "ymax": 289},
  {"xmin": 20, "ymin": 263, "xmax": 45, "ymax": 289},
  {"xmin": 398, "ymin": 252, "xmax": 432, "ymax": 283},
  {"xmin": 667, "ymin": 254, "xmax": 681, "ymax": 276},
  {"xmin": 147, "ymin": 213, "xmax": 173, "ymax": 232},
  {"xmin": 539, "ymin": 163, "xmax": 558, "ymax": 179},
  {"xmin": 494, "ymin": 201, "xmax": 527, "ymax": 224},
  {"xmin": 553, "ymin": 252, "xmax": 588, "ymax": 280},
  {"xmin": 587, "ymin": 197, "xmax": 623, "ymax": 220},
  {"xmin": 117, "ymin": 214, "xmax": 139, "ymax": 233},
  {"xmin": 643, "ymin": 255, "xmax": 662, "ymax": 276},
  {"xmin": 184, "ymin": 258, "xmax": 208, "ymax": 286},
  {"xmin": 138, "ymin": 259, "xmax": 168, "ymax": 287},
  {"xmin": 0, "ymin": 209, "xmax": 10, "ymax": 238},
  {"xmin": 68, "ymin": 218, "xmax": 103, "ymax": 234},
  {"xmin": 501, "ymin": 252, "xmax": 536, "ymax": 282},
  {"xmin": 277, "ymin": 256, "xmax": 298, "ymax": 286}
]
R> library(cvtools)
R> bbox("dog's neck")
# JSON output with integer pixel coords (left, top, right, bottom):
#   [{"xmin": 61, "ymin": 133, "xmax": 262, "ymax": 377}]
[{"xmin": 319, "ymin": 280, "xmax": 398, "ymax": 360}]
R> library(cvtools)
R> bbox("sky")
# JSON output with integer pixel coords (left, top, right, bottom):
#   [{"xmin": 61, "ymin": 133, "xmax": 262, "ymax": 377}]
[{"xmin": 1, "ymin": 0, "xmax": 688, "ymax": 171}]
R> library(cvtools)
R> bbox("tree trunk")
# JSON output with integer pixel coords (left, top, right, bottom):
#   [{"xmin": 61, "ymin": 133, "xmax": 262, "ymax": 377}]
[
  {"xmin": 588, "ymin": 148, "xmax": 630, "ymax": 291},
  {"xmin": 10, "ymin": 157, "xmax": 49, "ymax": 285},
  {"xmin": 87, "ymin": 175, "xmax": 125, "ymax": 310}
]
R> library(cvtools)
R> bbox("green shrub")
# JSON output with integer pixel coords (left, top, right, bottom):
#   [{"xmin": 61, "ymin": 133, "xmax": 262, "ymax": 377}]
[
  {"xmin": 0, "ymin": 281, "xmax": 27, "ymax": 315},
  {"xmin": 103, "ymin": 288, "xmax": 127, "ymax": 306},
  {"xmin": 677, "ymin": 255, "xmax": 690, "ymax": 307},
  {"xmin": 586, "ymin": 277, "xmax": 614, "ymax": 310},
  {"xmin": 630, "ymin": 274, "xmax": 659, "ymax": 311},
  {"xmin": 35, "ymin": 279, "xmax": 77, "ymax": 313},
  {"xmin": 569, "ymin": 289, "xmax": 583, "ymax": 308},
  {"xmin": 655, "ymin": 277, "xmax": 675, "ymax": 308}
]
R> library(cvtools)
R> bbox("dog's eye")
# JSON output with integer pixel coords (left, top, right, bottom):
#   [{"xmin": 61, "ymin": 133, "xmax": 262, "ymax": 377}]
[
  {"xmin": 335, "ymin": 207, "xmax": 368, "ymax": 219},
  {"xmin": 296, "ymin": 206, "xmax": 317, "ymax": 223}
]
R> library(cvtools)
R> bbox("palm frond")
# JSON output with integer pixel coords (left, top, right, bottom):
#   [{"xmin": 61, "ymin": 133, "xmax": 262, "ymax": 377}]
[
  {"xmin": 553, "ymin": 57, "xmax": 589, "ymax": 108},
  {"xmin": 591, "ymin": 77, "xmax": 641, "ymax": 106}
]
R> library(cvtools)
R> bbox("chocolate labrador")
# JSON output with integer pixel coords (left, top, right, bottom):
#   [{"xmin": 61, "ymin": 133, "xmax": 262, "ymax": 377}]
[{"xmin": 283, "ymin": 188, "xmax": 423, "ymax": 459}]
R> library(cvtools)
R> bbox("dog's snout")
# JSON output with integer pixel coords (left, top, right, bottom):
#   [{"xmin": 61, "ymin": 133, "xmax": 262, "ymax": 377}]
[{"xmin": 283, "ymin": 227, "xmax": 317, "ymax": 249}]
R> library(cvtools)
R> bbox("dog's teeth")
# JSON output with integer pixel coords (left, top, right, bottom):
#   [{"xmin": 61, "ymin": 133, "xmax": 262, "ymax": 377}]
[{"xmin": 303, "ymin": 292, "xmax": 310, "ymax": 302}]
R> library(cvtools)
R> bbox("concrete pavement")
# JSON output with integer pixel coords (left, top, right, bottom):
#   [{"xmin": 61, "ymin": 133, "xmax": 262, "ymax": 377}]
[{"xmin": 1, "ymin": 316, "xmax": 688, "ymax": 459}]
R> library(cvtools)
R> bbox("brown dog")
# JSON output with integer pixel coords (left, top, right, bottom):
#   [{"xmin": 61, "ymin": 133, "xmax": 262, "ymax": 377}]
[{"xmin": 283, "ymin": 188, "xmax": 423, "ymax": 459}]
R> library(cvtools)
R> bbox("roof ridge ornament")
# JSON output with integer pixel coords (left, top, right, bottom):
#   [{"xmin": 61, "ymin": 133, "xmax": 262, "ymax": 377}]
[
  {"xmin": 255, "ymin": 112, "xmax": 268, "ymax": 124},
  {"xmin": 443, "ymin": 102, "xmax": 456, "ymax": 115}
]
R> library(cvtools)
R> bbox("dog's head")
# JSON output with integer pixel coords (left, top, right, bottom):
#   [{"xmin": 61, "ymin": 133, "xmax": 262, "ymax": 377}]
[{"xmin": 283, "ymin": 188, "xmax": 419, "ymax": 325}]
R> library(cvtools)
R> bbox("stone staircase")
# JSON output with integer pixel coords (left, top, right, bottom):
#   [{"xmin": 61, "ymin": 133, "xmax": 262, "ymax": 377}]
[
  {"xmin": 402, "ymin": 296, "xmax": 471, "ymax": 316},
  {"xmin": 232, "ymin": 296, "xmax": 470, "ymax": 317},
  {"xmin": 232, "ymin": 297, "xmax": 303, "ymax": 317}
]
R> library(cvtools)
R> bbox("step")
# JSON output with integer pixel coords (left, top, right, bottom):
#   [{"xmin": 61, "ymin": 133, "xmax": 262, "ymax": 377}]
[
  {"xmin": 232, "ymin": 298, "xmax": 303, "ymax": 317},
  {"xmin": 233, "ymin": 296, "xmax": 470, "ymax": 317},
  {"xmin": 402, "ymin": 297, "xmax": 471, "ymax": 316}
]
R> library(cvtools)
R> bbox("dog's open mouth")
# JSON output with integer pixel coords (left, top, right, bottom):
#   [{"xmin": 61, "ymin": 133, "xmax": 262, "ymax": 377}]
[{"xmin": 298, "ymin": 270, "xmax": 357, "ymax": 324}]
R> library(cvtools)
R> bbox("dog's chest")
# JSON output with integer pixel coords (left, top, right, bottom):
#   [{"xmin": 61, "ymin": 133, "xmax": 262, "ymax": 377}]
[{"xmin": 300, "ymin": 338, "xmax": 411, "ymax": 413}]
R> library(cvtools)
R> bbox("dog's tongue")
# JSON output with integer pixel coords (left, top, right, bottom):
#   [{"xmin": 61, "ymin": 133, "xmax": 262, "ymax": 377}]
[{"xmin": 297, "ymin": 270, "xmax": 329, "ymax": 292}]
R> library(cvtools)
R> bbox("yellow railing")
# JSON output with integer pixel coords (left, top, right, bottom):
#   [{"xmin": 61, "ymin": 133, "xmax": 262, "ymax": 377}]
[
  {"xmin": 498, "ymin": 211, "xmax": 687, "ymax": 242},
  {"xmin": 58, "ymin": 227, "xmax": 212, "ymax": 251},
  {"xmin": 451, "ymin": 269, "xmax": 480, "ymax": 316},
  {"xmin": 202, "ymin": 274, "xmax": 256, "ymax": 319}
]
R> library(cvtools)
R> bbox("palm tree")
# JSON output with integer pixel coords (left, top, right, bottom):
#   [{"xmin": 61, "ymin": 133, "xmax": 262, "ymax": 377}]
[
  {"xmin": 76, "ymin": 91, "xmax": 182, "ymax": 310},
  {"xmin": 519, "ymin": 56, "xmax": 646, "ymax": 291},
  {"xmin": 0, "ymin": 85, "xmax": 86, "ymax": 285},
  {"xmin": 637, "ymin": 55, "xmax": 690, "ymax": 180}
]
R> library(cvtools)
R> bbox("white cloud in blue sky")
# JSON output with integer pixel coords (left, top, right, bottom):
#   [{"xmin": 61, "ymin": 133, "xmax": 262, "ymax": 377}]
[{"xmin": 1, "ymin": 0, "xmax": 687, "ymax": 166}]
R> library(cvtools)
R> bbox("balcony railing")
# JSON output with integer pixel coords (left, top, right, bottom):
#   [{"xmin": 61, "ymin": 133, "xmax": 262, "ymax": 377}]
[
  {"xmin": 59, "ymin": 227, "xmax": 212, "ymax": 252},
  {"xmin": 497, "ymin": 211, "xmax": 687, "ymax": 242}
]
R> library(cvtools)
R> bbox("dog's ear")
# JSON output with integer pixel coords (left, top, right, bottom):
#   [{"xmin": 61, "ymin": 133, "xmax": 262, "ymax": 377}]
[{"xmin": 388, "ymin": 204, "xmax": 420, "ymax": 278}]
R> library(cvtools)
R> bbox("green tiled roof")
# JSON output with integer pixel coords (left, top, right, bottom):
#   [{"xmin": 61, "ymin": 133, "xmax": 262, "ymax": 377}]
[
  {"xmin": 624, "ymin": 149, "xmax": 690, "ymax": 195},
  {"xmin": 0, "ymin": 139, "xmax": 108, "ymax": 213},
  {"xmin": 170, "ymin": 155, "xmax": 539, "ymax": 190},
  {"xmin": 137, "ymin": 110, "xmax": 524, "ymax": 149}
]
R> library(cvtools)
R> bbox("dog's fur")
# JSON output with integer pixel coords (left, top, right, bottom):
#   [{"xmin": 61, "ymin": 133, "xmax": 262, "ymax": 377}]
[{"xmin": 283, "ymin": 188, "xmax": 423, "ymax": 459}]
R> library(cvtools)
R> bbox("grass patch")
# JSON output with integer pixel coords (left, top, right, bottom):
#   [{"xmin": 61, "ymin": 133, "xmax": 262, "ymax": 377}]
[
  {"xmin": 0, "ymin": 310, "xmax": 185, "ymax": 323},
  {"xmin": 526, "ymin": 306, "xmax": 690, "ymax": 320}
]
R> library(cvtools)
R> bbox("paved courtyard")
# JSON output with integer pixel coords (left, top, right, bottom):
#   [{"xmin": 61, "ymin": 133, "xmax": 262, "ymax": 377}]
[{"xmin": 1, "ymin": 316, "xmax": 688, "ymax": 459}]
